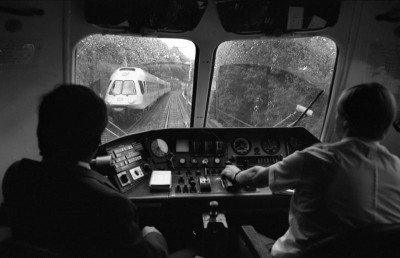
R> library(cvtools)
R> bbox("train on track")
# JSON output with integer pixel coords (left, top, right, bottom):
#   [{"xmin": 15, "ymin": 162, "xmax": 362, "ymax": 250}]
[{"xmin": 105, "ymin": 67, "xmax": 171, "ymax": 122}]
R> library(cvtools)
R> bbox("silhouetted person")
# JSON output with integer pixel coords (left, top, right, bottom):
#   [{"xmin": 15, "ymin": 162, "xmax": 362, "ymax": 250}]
[
  {"xmin": 2, "ymin": 84, "xmax": 168, "ymax": 257},
  {"xmin": 222, "ymin": 82, "xmax": 400, "ymax": 257}
]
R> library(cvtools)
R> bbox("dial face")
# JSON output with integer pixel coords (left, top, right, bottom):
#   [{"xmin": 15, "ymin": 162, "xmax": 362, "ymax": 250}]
[
  {"xmin": 232, "ymin": 137, "xmax": 251, "ymax": 155},
  {"xmin": 150, "ymin": 138, "xmax": 169, "ymax": 158},
  {"xmin": 261, "ymin": 137, "xmax": 280, "ymax": 155}
]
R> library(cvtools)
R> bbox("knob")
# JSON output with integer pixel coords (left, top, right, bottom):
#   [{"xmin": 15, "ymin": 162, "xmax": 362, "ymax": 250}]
[
  {"xmin": 183, "ymin": 185, "xmax": 189, "ymax": 193},
  {"xmin": 191, "ymin": 158, "xmax": 198, "ymax": 165},
  {"xmin": 188, "ymin": 177, "xmax": 196, "ymax": 187},
  {"xmin": 178, "ymin": 176, "xmax": 185, "ymax": 184},
  {"xmin": 214, "ymin": 157, "xmax": 221, "ymax": 165},
  {"xmin": 143, "ymin": 163, "xmax": 151, "ymax": 172},
  {"xmin": 202, "ymin": 158, "xmax": 209, "ymax": 166},
  {"xmin": 179, "ymin": 158, "xmax": 186, "ymax": 165},
  {"xmin": 209, "ymin": 201, "xmax": 219, "ymax": 218},
  {"xmin": 175, "ymin": 185, "xmax": 181, "ymax": 193}
]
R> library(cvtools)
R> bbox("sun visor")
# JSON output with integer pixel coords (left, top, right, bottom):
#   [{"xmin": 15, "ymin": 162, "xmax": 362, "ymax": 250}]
[
  {"xmin": 214, "ymin": 0, "xmax": 341, "ymax": 35},
  {"xmin": 84, "ymin": 0, "xmax": 207, "ymax": 34}
]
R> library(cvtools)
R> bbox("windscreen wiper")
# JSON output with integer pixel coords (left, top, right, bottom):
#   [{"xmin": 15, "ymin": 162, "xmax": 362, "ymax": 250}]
[{"xmin": 288, "ymin": 90, "xmax": 324, "ymax": 127}]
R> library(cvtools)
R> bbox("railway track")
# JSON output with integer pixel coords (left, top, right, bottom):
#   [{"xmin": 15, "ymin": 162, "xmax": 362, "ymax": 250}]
[
  {"xmin": 103, "ymin": 91, "xmax": 188, "ymax": 139},
  {"xmin": 163, "ymin": 91, "xmax": 189, "ymax": 128}
]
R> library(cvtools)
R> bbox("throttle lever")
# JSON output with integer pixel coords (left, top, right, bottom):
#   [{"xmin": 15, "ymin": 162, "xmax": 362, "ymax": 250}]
[{"xmin": 221, "ymin": 177, "xmax": 237, "ymax": 192}]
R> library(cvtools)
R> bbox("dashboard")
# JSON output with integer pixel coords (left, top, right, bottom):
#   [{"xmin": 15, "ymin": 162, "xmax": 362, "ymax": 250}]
[{"xmin": 95, "ymin": 127, "xmax": 319, "ymax": 202}]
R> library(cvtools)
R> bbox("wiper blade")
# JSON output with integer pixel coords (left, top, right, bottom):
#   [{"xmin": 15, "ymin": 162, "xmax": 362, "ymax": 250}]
[{"xmin": 288, "ymin": 90, "xmax": 324, "ymax": 127}]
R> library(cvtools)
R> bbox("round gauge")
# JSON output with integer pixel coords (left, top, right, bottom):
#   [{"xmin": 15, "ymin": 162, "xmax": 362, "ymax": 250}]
[
  {"xmin": 150, "ymin": 138, "xmax": 169, "ymax": 158},
  {"xmin": 232, "ymin": 137, "xmax": 251, "ymax": 155},
  {"xmin": 261, "ymin": 137, "xmax": 281, "ymax": 155}
]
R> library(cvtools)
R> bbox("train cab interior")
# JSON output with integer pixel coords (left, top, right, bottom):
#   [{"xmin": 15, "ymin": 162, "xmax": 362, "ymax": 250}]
[{"xmin": 1, "ymin": 0, "xmax": 400, "ymax": 257}]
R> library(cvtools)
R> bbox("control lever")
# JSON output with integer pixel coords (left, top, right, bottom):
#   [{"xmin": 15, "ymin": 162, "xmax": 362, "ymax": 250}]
[
  {"xmin": 221, "ymin": 177, "xmax": 237, "ymax": 192},
  {"xmin": 202, "ymin": 158, "xmax": 209, "ymax": 177},
  {"xmin": 167, "ymin": 152, "xmax": 175, "ymax": 170},
  {"xmin": 202, "ymin": 201, "xmax": 229, "ymax": 257},
  {"xmin": 222, "ymin": 155, "xmax": 239, "ymax": 192},
  {"xmin": 90, "ymin": 155, "xmax": 112, "ymax": 175},
  {"xmin": 199, "ymin": 176, "xmax": 211, "ymax": 192},
  {"xmin": 202, "ymin": 200, "xmax": 228, "ymax": 231}
]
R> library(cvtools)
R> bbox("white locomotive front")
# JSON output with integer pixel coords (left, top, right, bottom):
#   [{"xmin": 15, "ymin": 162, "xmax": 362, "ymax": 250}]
[{"xmin": 105, "ymin": 67, "xmax": 171, "ymax": 122}]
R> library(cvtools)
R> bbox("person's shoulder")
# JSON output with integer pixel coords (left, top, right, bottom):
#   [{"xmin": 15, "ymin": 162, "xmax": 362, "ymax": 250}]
[
  {"xmin": 3, "ymin": 159, "xmax": 44, "ymax": 196},
  {"xmin": 296, "ymin": 142, "xmax": 343, "ymax": 162},
  {"xmin": 301, "ymin": 141, "xmax": 337, "ymax": 154},
  {"xmin": 4, "ymin": 158, "xmax": 42, "ymax": 180},
  {"xmin": 74, "ymin": 169, "xmax": 134, "ymax": 206},
  {"xmin": 376, "ymin": 144, "xmax": 400, "ymax": 163}
]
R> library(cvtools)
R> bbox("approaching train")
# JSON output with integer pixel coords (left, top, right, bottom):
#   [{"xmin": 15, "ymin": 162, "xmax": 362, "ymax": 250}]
[
  {"xmin": 105, "ymin": 67, "xmax": 171, "ymax": 121},
  {"xmin": 1, "ymin": 0, "xmax": 400, "ymax": 257}
]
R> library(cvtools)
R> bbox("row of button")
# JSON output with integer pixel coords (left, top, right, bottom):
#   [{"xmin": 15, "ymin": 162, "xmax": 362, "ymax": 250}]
[
  {"xmin": 175, "ymin": 184, "xmax": 197, "ymax": 193},
  {"xmin": 174, "ymin": 169, "xmax": 222, "ymax": 176}
]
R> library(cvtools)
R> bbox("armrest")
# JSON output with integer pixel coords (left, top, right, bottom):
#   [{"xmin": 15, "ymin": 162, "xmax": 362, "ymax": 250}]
[{"xmin": 240, "ymin": 225, "xmax": 272, "ymax": 258}]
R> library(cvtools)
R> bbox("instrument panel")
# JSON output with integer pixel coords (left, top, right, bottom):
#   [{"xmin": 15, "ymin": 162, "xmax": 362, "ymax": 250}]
[{"xmin": 96, "ymin": 127, "xmax": 319, "ymax": 199}]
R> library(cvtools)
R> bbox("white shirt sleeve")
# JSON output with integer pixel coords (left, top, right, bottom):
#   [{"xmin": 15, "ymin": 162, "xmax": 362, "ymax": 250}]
[{"xmin": 268, "ymin": 150, "xmax": 305, "ymax": 192}]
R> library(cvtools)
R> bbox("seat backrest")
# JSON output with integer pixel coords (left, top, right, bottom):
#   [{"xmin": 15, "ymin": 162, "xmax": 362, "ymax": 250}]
[{"xmin": 298, "ymin": 223, "xmax": 400, "ymax": 258}]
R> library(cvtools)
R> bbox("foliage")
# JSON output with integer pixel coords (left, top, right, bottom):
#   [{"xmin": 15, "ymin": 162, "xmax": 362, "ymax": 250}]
[{"xmin": 209, "ymin": 37, "xmax": 336, "ymax": 137}]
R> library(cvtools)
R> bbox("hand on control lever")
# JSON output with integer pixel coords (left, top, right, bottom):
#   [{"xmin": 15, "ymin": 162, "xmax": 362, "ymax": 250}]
[
  {"xmin": 221, "ymin": 165, "xmax": 241, "ymax": 182},
  {"xmin": 221, "ymin": 164, "xmax": 242, "ymax": 192}
]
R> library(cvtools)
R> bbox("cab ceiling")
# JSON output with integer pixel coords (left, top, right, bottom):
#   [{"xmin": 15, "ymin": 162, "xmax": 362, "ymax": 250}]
[{"xmin": 84, "ymin": 0, "xmax": 341, "ymax": 35}]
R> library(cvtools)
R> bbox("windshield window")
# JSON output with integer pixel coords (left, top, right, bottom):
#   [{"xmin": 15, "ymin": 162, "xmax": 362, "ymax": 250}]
[
  {"xmin": 75, "ymin": 35, "xmax": 195, "ymax": 144},
  {"xmin": 109, "ymin": 81, "xmax": 123, "ymax": 95},
  {"xmin": 206, "ymin": 37, "xmax": 337, "ymax": 138},
  {"xmin": 121, "ymin": 81, "xmax": 136, "ymax": 95}
]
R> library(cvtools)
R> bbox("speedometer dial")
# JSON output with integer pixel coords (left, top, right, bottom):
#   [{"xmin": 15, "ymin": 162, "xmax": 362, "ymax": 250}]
[
  {"xmin": 232, "ymin": 137, "xmax": 251, "ymax": 155},
  {"xmin": 261, "ymin": 137, "xmax": 280, "ymax": 155},
  {"xmin": 150, "ymin": 138, "xmax": 169, "ymax": 158}
]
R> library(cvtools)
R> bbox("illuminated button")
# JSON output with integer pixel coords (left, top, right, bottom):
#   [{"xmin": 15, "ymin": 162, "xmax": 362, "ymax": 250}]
[
  {"xmin": 214, "ymin": 157, "xmax": 221, "ymax": 165},
  {"xmin": 179, "ymin": 158, "xmax": 186, "ymax": 164}
]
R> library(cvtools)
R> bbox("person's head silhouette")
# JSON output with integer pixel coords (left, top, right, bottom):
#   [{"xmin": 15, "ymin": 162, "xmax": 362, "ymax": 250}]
[
  {"xmin": 37, "ymin": 84, "xmax": 108, "ymax": 162},
  {"xmin": 336, "ymin": 82, "xmax": 396, "ymax": 141}
]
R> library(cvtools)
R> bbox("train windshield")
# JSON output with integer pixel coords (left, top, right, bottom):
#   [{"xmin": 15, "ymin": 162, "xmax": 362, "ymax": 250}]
[
  {"xmin": 206, "ymin": 37, "xmax": 337, "ymax": 138},
  {"xmin": 121, "ymin": 81, "xmax": 136, "ymax": 95},
  {"xmin": 109, "ymin": 80, "xmax": 137, "ymax": 95},
  {"xmin": 75, "ymin": 35, "xmax": 195, "ymax": 143}
]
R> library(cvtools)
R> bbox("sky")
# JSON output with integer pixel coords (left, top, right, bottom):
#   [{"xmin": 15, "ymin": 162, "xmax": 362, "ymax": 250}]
[{"xmin": 160, "ymin": 38, "xmax": 195, "ymax": 60}]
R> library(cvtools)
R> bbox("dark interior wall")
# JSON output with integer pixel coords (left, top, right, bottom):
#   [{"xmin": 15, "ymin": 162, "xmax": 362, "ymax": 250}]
[{"xmin": 0, "ymin": 1, "xmax": 64, "ymax": 203}]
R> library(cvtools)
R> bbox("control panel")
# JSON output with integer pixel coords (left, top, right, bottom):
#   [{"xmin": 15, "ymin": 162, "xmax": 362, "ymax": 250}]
[{"xmin": 96, "ymin": 127, "xmax": 319, "ymax": 197}]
